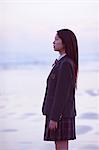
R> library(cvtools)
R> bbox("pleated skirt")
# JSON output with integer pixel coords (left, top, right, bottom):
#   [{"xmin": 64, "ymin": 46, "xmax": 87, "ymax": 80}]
[{"xmin": 44, "ymin": 116, "xmax": 76, "ymax": 141}]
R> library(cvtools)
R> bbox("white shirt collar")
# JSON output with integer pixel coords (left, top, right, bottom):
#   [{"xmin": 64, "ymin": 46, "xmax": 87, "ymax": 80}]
[{"xmin": 57, "ymin": 53, "xmax": 66, "ymax": 61}]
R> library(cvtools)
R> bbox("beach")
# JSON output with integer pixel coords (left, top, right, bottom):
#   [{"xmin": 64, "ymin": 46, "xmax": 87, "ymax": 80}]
[{"xmin": 0, "ymin": 64, "xmax": 99, "ymax": 150}]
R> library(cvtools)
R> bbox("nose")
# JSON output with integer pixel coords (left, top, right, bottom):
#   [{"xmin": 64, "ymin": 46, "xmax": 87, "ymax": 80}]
[{"xmin": 53, "ymin": 41, "xmax": 55, "ymax": 44}]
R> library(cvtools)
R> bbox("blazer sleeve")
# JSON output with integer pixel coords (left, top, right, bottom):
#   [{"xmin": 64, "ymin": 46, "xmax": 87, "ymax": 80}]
[{"xmin": 50, "ymin": 61, "xmax": 74, "ymax": 121}]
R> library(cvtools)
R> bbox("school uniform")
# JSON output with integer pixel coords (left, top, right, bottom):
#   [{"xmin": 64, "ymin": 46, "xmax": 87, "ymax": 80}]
[{"xmin": 42, "ymin": 54, "xmax": 77, "ymax": 141}]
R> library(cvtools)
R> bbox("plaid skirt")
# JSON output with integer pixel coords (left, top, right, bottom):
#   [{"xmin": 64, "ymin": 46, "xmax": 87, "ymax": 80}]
[{"xmin": 44, "ymin": 116, "xmax": 76, "ymax": 141}]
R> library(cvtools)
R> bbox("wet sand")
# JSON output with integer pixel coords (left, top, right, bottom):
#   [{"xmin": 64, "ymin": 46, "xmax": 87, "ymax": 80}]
[{"xmin": 0, "ymin": 66, "xmax": 99, "ymax": 150}]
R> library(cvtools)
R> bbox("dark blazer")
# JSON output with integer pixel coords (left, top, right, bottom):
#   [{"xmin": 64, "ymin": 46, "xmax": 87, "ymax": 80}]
[{"xmin": 42, "ymin": 55, "xmax": 77, "ymax": 121}]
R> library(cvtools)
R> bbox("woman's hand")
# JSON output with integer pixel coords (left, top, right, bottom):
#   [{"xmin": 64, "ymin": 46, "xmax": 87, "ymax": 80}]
[{"xmin": 49, "ymin": 120, "xmax": 58, "ymax": 130}]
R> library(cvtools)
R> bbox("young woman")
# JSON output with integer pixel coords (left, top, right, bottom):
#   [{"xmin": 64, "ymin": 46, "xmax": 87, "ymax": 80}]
[{"xmin": 42, "ymin": 29, "xmax": 79, "ymax": 150}]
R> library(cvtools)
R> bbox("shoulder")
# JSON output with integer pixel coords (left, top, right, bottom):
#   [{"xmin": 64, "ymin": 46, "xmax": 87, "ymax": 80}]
[
  {"xmin": 58, "ymin": 57, "xmax": 75, "ymax": 79},
  {"xmin": 59, "ymin": 56, "xmax": 74, "ymax": 69}
]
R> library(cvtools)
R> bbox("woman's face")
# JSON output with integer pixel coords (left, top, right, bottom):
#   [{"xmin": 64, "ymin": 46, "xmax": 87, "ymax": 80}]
[{"xmin": 53, "ymin": 34, "xmax": 65, "ymax": 52}]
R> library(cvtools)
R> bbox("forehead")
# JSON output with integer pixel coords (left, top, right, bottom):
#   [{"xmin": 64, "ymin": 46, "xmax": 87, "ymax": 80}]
[{"xmin": 55, "ymin": 34, "xmax": 60, "ymax": 39}]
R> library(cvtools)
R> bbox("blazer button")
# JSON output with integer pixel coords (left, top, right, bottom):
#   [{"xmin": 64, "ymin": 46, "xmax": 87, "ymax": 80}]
[
  {"xmin": 59, "ymin": 114, "xmax": 62, "ymax": 120},
  {"xmin": 51, "ymin": 73, "xmax": 55, "ymax": 79}
]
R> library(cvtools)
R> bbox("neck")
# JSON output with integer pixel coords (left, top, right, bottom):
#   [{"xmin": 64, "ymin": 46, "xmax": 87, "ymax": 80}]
[{"xmin": 59, "ymin": 50, "xmax": 66, "ymax": 55}]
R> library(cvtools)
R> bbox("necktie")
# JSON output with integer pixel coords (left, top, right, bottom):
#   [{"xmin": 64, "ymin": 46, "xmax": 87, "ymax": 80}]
[{"xmin": 52, "ymin": 59, "xmax": 58, "ymax": 67}]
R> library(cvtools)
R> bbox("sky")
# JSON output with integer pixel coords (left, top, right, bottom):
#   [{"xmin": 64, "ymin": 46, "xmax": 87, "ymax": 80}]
[{"xmin": 0, "ymin": 0, "xmax": 98, "ymax": 63}]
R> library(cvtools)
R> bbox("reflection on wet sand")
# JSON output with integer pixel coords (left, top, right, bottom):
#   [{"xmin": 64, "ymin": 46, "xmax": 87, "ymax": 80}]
[
  {"xmin": 1, "ymin": 129, "xmax": 18, "ymax": 132},
  {"xmin": 85, "ymin": 89, "xmax": 99, "ymax": 96},
  {"xmin": 76, "ymin": 125, "xmax": 92, "ymax": 135},
  {"xmin": 79, "ymin": 112, "xmax": 99, "ymax": 120}
]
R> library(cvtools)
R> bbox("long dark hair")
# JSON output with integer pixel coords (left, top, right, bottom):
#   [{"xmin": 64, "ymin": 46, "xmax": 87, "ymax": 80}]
[{"xmin": 57, "ymin": 29, "xmax": 79, "ymax": 89}]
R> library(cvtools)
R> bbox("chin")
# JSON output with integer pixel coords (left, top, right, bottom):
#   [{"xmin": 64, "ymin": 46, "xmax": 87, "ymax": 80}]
[{"xmin": 54, "ymin": 48, "xmax": 59, "ymax": 51}]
